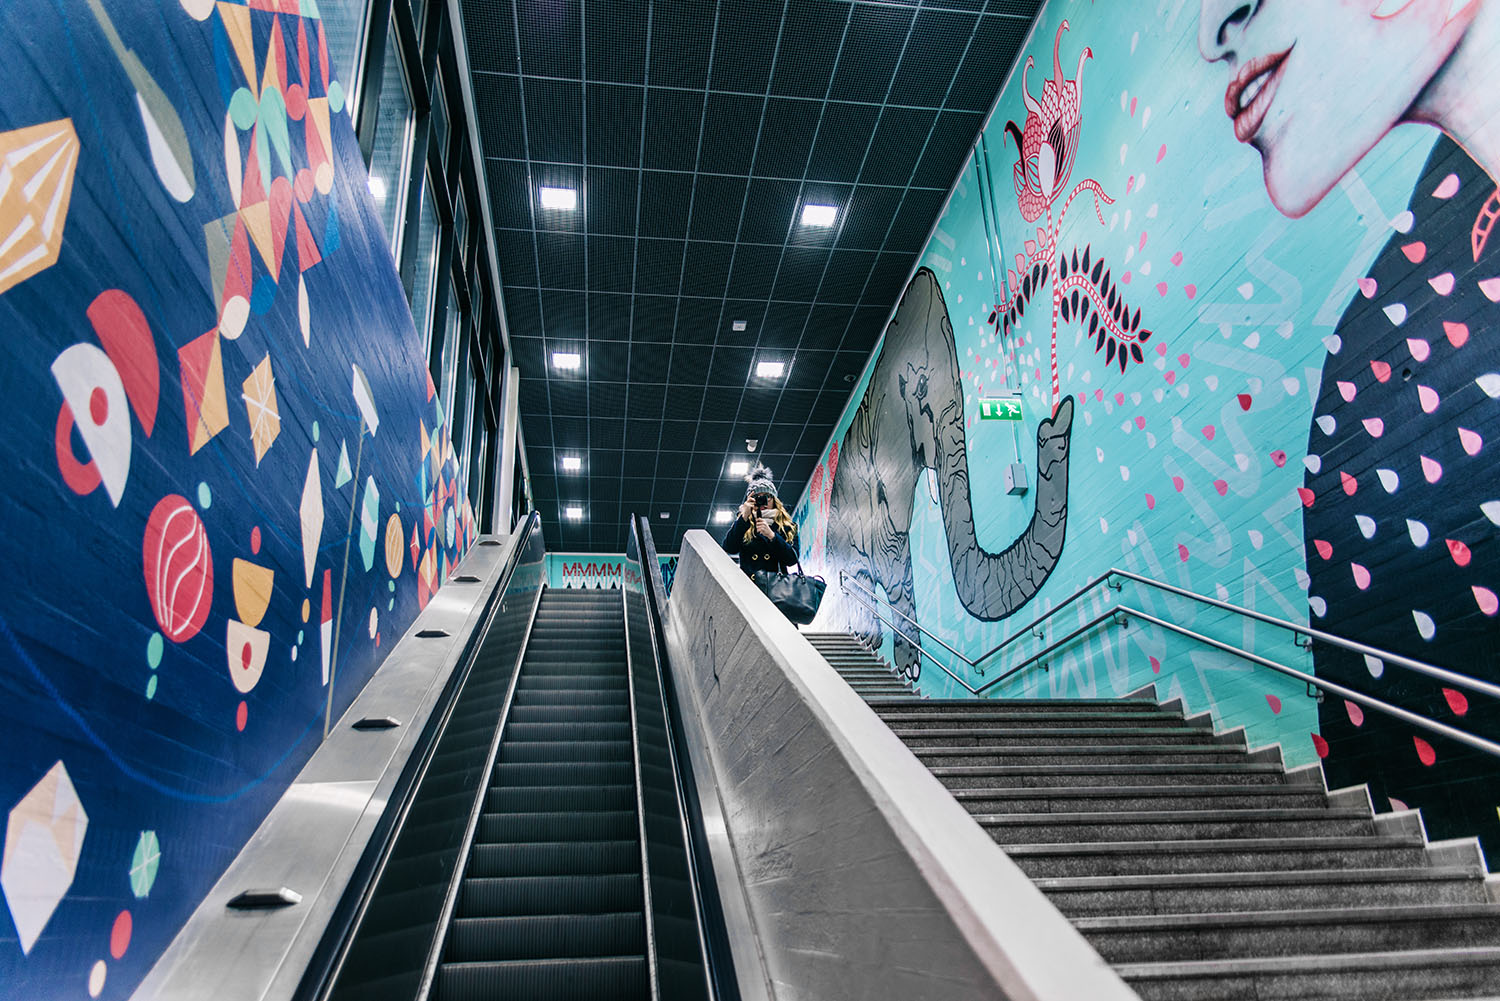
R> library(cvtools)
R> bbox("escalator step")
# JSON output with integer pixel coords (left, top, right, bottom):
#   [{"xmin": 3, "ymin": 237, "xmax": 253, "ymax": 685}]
[
  {"xmin": 491, "ymin": 762, "xmax": 634, "ymax": 787},
  {"xmin": 467, "ymin": 839, "xmax": 640, "ymax": 878},
  {"xmin": 434, "ymin": 955, "xmax": 648, "ymax": 1001},
  {"xmin": 477, "ymin": 809, "xmax": 637, "ymax": 843},
  {"xmin": 504, "ymin": 722, "xmax": 632, "ymax": 742},
  {"xmin": 486, "ymin": 784, "xmax": 635, "ymax": 813},
  {"xmin": 445, "ymin": 912, "xmax": 646, "ymax": 962},
  {"xmin": 509, "ymin": 704, "xmax": 632, "ymax": 724},
  {"xmin": 498, "ymin": 740, "xmax": 634, "ymax": 764},
  {"xmin": 458, "ymin": 874, "xmax": 643, "ymax": 917}
]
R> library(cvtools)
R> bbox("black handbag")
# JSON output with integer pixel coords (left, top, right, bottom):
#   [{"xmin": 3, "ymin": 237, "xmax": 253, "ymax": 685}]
[{"xmin": 750, "ymin": 564, "xmax": 827, "ymax": 625}]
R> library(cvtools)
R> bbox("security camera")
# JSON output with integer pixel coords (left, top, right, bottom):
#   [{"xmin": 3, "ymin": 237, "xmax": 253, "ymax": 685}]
[{"xmin": 746, "ymin": 438, "xmax": 758, "ymax": 452}]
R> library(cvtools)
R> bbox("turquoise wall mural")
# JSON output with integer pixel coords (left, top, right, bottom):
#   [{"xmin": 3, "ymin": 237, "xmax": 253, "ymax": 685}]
[
  {"xmin": 0, "ymin": 2, "xmax": 473, "ymax": 997},
  {"xmin": 794, "ymin": 0, "xmax": 1500, "ymax": 863}
]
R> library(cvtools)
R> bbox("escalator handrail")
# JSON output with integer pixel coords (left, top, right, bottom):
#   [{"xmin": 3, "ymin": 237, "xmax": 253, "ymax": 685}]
[
  {"xmin": 632, "ymin": 515, "xmax": 741, "ymax": 1001},
  {"xmin": 296, "ymin": 512, "xmax": 542, "ymax": 1001},
  {"xmin": 620, "ymin": 569, "xmax": 663, "ymax": 998}
]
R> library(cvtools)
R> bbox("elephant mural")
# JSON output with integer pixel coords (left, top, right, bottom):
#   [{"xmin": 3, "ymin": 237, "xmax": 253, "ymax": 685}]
[{"xmin": 822, "ymin": 267, "xmax": 1074, "ymax": 679}]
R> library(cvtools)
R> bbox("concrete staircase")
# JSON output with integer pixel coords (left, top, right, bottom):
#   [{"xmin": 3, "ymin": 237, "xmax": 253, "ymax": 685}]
[
  {"xmin": 804, "ymin": 632, "xmax": 919, "ymax": 698},
  {"xmin": 807, "ymin": 633, "xmax": 1500, "ymax": 1001}
]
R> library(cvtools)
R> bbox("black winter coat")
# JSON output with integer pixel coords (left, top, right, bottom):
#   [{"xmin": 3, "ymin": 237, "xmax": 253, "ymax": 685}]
[{"xmin": 722, "ymin": 517, "xmax": 799, "ymax": 576}]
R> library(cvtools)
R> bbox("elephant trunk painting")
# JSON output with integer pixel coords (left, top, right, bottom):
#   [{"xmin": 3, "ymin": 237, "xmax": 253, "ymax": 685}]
[{"xmin": 823, "ymin": 267, "xmax": 1073, "ymax": 678}]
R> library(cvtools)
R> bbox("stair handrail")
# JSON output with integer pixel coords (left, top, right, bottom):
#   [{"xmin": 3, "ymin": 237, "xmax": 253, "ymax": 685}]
[
  {"xmin": 837, "ymin": 566, "xmax": 1500, "ymax": 701},
  {"xmin": 836, "ymin": 566, "xmax": 1500, "ymax": 759}
]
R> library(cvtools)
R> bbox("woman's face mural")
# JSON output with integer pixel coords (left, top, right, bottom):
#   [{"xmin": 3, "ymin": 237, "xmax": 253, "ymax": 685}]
[{"xmin": 1198, "ymin": 0, "xmax": 1479, "ymax": 217}]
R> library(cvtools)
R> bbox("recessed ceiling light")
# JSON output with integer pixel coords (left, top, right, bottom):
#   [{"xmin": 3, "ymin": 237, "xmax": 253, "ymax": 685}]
[
  {"xmin": 539, "ymin": 186, "xmax": 577, "ymax": 210},
  {"xmin": 552, "ymin": 351, "xmax": 581, "ymax": 370},
  {"xmin": 367, "ymin": 175, "xmax": 387, "ymax": 202},
  {"xmin": 732, "ymin": 320, "xmax": 747, "ymax": 331},
  {"xmin": 565, "ymin": 506, "xmax": 584, "ymax": 520},
  {"xmin": 728, "ymin": 460, "xmax": 750, "ymax": 476},
  {"xmin": 561, "ymin": 456, "xmax": 581, "ymax": 471},
  {"xmin": 659, "ymin": 512, "xmax": 669, "ymax": 519},
  {"xmin": 755, "ymin": 360, "xmax": 785, "ymax": 379},
  {"xmin": 800, "ymin": 203, "xmax": 837, "ymax": 227},
  {"xmin": 713, "ymin": 509, "xmax": 734, "ymax": 524}
]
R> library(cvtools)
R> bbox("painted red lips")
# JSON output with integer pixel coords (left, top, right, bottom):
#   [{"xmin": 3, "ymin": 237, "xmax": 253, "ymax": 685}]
[{"xmin": 1225, "ymin": 47, "xmax": 1292, "ymax": 143}]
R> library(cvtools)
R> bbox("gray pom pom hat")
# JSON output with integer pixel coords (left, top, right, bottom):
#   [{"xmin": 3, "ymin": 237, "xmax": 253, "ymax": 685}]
[{"xmin": 743, "ymin": 462, "xmax": 778, "ymax": 501}]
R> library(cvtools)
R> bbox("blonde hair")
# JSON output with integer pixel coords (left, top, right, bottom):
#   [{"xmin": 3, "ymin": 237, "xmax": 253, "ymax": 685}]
[{"xmin": 744, "ymin": 495, "xmax": 797, "ymax": 547}]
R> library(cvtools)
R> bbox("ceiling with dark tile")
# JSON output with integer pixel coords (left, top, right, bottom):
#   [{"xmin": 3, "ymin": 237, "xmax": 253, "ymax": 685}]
[{"xmin": 460, "ymin": 0, "xmax": 1041, "ymax": 552}]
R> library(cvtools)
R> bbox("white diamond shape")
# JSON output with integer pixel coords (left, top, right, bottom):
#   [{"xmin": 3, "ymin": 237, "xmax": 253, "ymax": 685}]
[
  {"xmin": 300, "ymin": 449, "xmax": 323, "ymax": 588},
  {"xmin": 3, "ymin": 761, "xmax": 88, "ymax": 954}
]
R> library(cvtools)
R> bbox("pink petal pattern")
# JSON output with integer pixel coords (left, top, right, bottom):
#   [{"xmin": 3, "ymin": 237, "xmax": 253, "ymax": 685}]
[
  {"xmin": 1345, "ymin": 700, "xmax": 1365, "ymax": 726},
  {"xmin": 1418, "ymin": 385, "xmax": 1440, "ymax": 413},
  {"xmin": 1473, "ymin": 585, "xmax": 1499, "ymax": 616},
  {"xmin": 1401, "ymin": 241, "xmax": 1426, "ymax": 263},
  {"xmin": 1481, "ymin": 277, "xmax": 1500, "ymax": 302},
  {"xmin": 1421, "ymin": 455, "xmax": 1443, "ymax": 483},
  {"xmin": 1407, "ymin": 338, "xmax": 1431, "ymax": 362},
  {"xmin": 1351, "ymin": 563, "xmax": 1371, "ymax": 590},
  {"xmin": 1362, "ymin": 417, "xmax": 1385, "ymax": 438},
  {"xmin": 1459, "ymin": 427, "xmax": 1483, "ymax": 455},
  {"xmin": 1429, "ymin": 272, "xmax": 1455, "ymax": 295},
  {"xmin": 1444, "ymin": 321, "xmax": 1470, "ymax": 347}
]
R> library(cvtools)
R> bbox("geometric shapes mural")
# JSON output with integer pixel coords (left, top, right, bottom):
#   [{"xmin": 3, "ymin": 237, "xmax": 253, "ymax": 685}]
[
  {"xmin": 0, "ymin": 119, "xmax": 79, "ymax": 296},
  {"xmin": 0, "ymin": 5, "xmax": 473, "ymax": 996},
  {"xmin": 2, "ymin": 762, "xmax": 88, "ymax": 954}
]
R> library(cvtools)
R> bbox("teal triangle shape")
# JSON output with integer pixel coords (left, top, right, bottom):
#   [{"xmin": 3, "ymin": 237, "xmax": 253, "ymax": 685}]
[{"xmin": 335, "ymin": 440, "xmax": 352, "ymax": 488}]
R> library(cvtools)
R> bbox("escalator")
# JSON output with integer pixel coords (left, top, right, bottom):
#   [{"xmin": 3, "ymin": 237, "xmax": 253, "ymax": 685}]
[
  {"xmin": 437, "ymin": 588, "xmax": 646, "ymax": 999},
  {"xmin": 307, "ymin": 516, "xmax": 726, "ymax": 1001}
]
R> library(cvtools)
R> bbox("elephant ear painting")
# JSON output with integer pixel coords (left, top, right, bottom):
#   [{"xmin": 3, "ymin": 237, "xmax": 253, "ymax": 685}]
[{"xmin": 821, "ymin": 268, "xmax": 1074, "ymax": 680}]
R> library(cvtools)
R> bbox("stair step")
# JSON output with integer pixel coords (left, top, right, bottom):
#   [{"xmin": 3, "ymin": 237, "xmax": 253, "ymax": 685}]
[
  {"xmin": 1079, "ymin": 903, "xmax": 1500, "ymax": 963},
  {"xmin": 950, "ymin": 783, "xmax": 1328, "ymax": 814},
  {"xmin": 977, "ymin": 808, "xmax": 1373, "ymax": 845},
  {"xmin": 485, "ymin": 785, "xmax": 636, "ymax": 814},
  {"xmin": 1037, "ymin": 867, "xmax": 1490, "ymax": 917},
  {"xmin": 928, "ymin": 761, "xmax": 1290, "ymax": 788},
  {"xmin": 873, "ymin": 710, "xmax": 1199, "ymax": 730},
  {"xmin": 477, "ymin": 810, "xmax": 637, "ymax": 843},
  {"xmin": 1006, "ymin": 835, "xmax": 1429, "ymax": 878},
  {"xmin": 498, "ymin": 740, "xmax": 634, "ymax": 764},
  {"xmin": 893, "ymin": 727, "xmax": 1233, "ymax": 748},
  {"xmin": 872, "ymin": 697, "xmax": 1160, "ymax": 712},
  {"xmin": 466, "ymin": 839, "xmax": 640, "ymax": 879},
  {"xmin": 1118, "ymin": 946, "xmax": 1500, "ymax": 1001},
  {"xmin": 911, "ymin": 744, "xmax": 1253, "ymax": 767}
]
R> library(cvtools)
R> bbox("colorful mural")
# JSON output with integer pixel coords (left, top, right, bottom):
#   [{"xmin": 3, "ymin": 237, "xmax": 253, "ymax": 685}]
[
  {"xmin": 795, "ymin": 0, "xmax": 1500, "ymax": 863},
  {"xmin": 547, "ymin": 553, "xmax": 679, "ymax": 594},
  {"xmin": 0, "ymin": 2, "xmax": 473, "ymax": 997}
]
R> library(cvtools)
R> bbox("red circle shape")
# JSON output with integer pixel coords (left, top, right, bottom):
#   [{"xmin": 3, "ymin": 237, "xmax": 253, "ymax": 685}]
[
  {"xmin": 110, "ymin": 910, "xmax": 132, "ymax": 959},
  {"xmin": 236, "ymin": 701, "xmax": 248, "ymax": 732},
  {"xmin": 250, "ymin": 525, "xmax": 262, "ymax": 555},
  {"xmin": 89, "ymin": 386, "xmax": 109, "ymax": 425},
  {"xmin": 142, "ymin": 496, "xmax": 214, "ymax": 643},
  {"xmin": 285, "ymin": 84, "xmax": 307, "ymax": 121}
]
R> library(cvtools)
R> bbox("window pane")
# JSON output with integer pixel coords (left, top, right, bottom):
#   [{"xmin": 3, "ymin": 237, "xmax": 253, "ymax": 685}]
[
  {"xmin": 319, "ymin": 0, "xmax": 369, "ymax": 110},
  {"xmin": 431, "ymin": 70, "xmax": 450, "ymax": 167},
  {"xmin": 439, "ymin": 283, "xmax": 461, "ymax": 430},
  {"xmin": 410, "ymin": 0, "xmax": 428, "ymax": 40},
  {"xmin": 456, "ymin": 370, "xmax": 475, "ymax": 486},
  {"xmin": 410, "ymin": 172, "xmax": 440, "ymax": 355},
  {"xmin": 454, "ymin": 187, "xmax": 468, "ymax": 268},
  {"xmin": 368, "ymin": 18, "xmax": 414, "ymax": 255}
]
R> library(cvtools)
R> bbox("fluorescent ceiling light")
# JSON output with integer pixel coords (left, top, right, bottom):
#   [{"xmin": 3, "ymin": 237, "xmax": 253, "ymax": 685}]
[
  {"xmin": 565, "ymin": 506, "xmax": 584, "ymax": 520},
  {"xmin": 713, "ymin": 509, "xmax": 734, "ymax": 524},
  {"xmin": 561, "ymin": 456, "xmax": 581, "ymax": 471},
  {"xmin": 659, "ymin": 512, "xmax": 669, "ymax": 519},
  {"xmin": 800, "ymin": 203, "xmax": 837, "ymax": 227},
  {"xmin": 728, "ymin": 461, "xmax": 750, "ymax": 476},
  {"xmin": 367, "ymin": 175, "xmax": 387, "ymax": 202},
  {"xmin": 539, "ymin": 186, "xmax": 577, "ymax": 210},
  {"xmin": 755, "ymin": 360, "xmax": 785, "ymax": 379},
  {"xmin": 552, "ymin": 351, "xmax": 581, "ymax": 370},
  {"xmin": 732, "ymin": 320, "xmax": 747, "ymax": 331}
]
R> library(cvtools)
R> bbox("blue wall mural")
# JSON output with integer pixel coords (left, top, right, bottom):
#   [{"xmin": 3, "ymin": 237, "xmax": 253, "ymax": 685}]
[
  {"xmin": 795, "ymin": 0, "xmax": 1500, "ymax": 864},
  {"xmin": 0, "ymin": 2, "xmax": 473, "ymax": 997}
]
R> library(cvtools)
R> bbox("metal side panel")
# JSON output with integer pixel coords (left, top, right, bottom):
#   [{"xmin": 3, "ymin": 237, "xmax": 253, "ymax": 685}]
[
  {"xmin": 131, "ymin": 533, "xmax": 525, "ymax": 1001},
  {"xmin": 663, "ymin": 530, "xmax": 1140, "ymax": 1001}
]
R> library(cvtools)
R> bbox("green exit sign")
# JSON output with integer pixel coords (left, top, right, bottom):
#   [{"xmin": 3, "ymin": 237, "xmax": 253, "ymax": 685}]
[{"xmin": 979, "ymin": 397, "xmax": 1023, "ymax": 421}]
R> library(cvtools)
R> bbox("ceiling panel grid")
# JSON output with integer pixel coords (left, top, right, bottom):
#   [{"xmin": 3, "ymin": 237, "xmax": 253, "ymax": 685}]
[{"xmin": 460, "ymin": 0, "xmax": 1040, "ymax": 552}]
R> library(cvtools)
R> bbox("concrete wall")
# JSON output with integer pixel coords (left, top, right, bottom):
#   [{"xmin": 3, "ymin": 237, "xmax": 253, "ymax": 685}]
[{"xmin": 665, "ymin": 531, "xmax": 1135, "ymax": 1001}]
